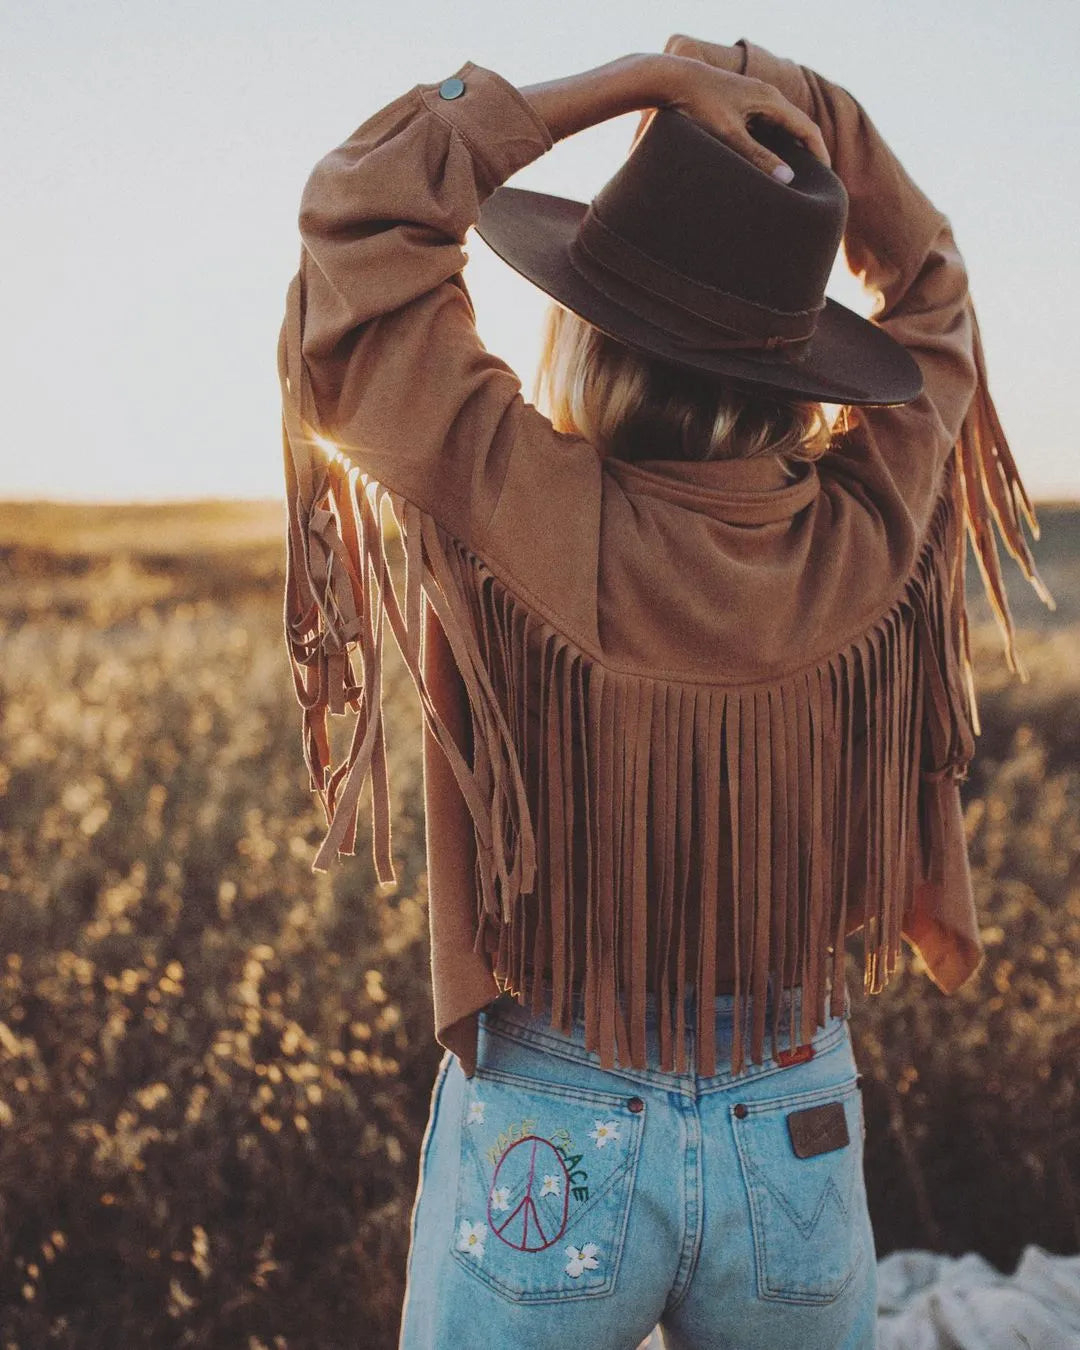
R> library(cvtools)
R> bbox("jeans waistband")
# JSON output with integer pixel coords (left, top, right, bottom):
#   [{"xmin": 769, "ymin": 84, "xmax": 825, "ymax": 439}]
[{"xmin": 481, "ymin": 973, "xmax": 851, "ymax": 1086}]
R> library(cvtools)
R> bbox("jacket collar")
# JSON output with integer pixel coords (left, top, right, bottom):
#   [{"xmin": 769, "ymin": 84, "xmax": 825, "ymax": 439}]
[{"xmin": 603, "ymin": 452, "xmax": 820, "ymax": 523}]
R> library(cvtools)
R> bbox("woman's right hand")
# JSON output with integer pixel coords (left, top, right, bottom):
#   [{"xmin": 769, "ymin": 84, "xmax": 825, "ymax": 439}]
[
  {"xmin": 634, "ymin": 36, "xmax": 830, "ymax": 182},
  {"xmin": 518, "ymin": 50, "xmax": 826, "ymax": 182}
]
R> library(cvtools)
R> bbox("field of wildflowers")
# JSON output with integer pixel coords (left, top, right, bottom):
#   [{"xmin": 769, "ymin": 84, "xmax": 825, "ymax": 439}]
[{"xmin": 0, "ymin": 499, "xmax": 1077, "ymax": 1349}]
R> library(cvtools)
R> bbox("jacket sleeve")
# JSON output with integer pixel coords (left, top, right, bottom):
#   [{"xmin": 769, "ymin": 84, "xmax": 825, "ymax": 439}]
[
  {"xmin": 277, "ymin": 60, "xmax": 603, "ymax": 877},
  {"xmin": 734, "ymin": 39, "xmax": 1051, "ymax": 998},
  {"xmin": 738, "ymin": 39, "xmax": 968, "ymax": 518},
  {"xmin": 282, "ymin": 58, "xmax": 602, "ymax": 611},
  {"xmin": 736, "ymin": 38, "xmax": 1049, "ymax": 671}
]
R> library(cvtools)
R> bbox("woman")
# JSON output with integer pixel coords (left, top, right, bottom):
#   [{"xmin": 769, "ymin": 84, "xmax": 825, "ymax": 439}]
[{"xmin": 277, "ymin": 34, "xmax": 1049, "ymax": 1350}]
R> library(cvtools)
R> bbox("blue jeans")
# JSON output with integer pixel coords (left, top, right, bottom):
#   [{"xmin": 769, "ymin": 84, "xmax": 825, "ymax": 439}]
[{"xmin": 399, "ymin": 977, "xmax": 877, "ymax": 1349}]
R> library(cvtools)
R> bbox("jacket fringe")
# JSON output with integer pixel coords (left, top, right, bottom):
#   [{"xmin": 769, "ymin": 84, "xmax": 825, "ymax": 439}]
[
  {"xmin": 280, "ymin": 288, "xmax": 1052, "ymax": 1079},
  {"xmin": 951, "ymin": 298, "xmax": 1056, "ymax": 696}
]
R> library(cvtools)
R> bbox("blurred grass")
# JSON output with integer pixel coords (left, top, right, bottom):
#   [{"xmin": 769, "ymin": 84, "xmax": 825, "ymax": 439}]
[{"xmin": 0, "ymin": 497, "xmax": 1078, "ymax": 1349}]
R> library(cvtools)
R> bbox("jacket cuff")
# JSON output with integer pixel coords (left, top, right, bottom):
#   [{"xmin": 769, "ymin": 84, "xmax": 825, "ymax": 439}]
[
  {"xmin": 419, "ymin": 60, "xmax": 554, "ymax": 195},
  {"xmin": 734, "ymin": 38, "xmax": 815, "ymax": 119}
]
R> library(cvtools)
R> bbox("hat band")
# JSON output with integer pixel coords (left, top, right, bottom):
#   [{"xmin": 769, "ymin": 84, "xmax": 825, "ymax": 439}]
[{"xmin": 569, "ymin": 203, "xmax": 822, "ymax": 361}]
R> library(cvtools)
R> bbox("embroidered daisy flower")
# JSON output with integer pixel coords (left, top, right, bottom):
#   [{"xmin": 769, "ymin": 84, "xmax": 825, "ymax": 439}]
[
  {"xmin": 539, "ymin": 1175, "xmax": 561, "ymax": 1198},
  {"xmin": 588, "ymin": 1120, "xmax": 620, "ymax": 1148},
  {"xmin": 466, "ymin": 1099, "xmax": 485, "ymax": 1125},
  {"xmin": 489, "ymin": 1185, "xmax": 511, "ymax": 1211},
  {"xmin": 456, "ymin": 1220, "xmax": 486, "ymax": 1261},
  {"xmin": 565, "ymin": 1242, "xmax": 601, "ymax": 1277}
]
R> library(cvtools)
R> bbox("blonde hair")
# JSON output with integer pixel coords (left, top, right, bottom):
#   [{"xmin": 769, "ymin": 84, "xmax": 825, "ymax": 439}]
[{"xmin": 532, "ymin": 301, "xmax": 836, "ymax": 474}]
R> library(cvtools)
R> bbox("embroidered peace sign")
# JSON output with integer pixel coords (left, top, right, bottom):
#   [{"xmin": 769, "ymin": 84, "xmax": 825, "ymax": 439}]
[
  {"xmin": 487, "ymin": 1134, "xmax": 571, "ymax": 1251},
  {"xmin": 452, "ymin": 1082, "xmax": 646, "ymax": 1302}
]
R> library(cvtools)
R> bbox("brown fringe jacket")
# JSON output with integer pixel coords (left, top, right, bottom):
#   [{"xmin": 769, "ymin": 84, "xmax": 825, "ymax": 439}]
[{"xmin": 277, "ymin": 40, "xmax": 1052, "ymax": 1079}]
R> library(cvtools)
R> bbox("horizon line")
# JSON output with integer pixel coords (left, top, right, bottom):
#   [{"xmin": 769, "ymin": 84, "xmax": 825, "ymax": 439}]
[{"xmin": 2, "ymin": 491, "xmax": 1079, "ymax": 511}]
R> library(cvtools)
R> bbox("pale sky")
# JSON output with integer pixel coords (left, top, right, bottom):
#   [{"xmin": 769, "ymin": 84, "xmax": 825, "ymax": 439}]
[{"xmin": 4, "ymin": 0, "xmax": 1078, "ymax": 503}]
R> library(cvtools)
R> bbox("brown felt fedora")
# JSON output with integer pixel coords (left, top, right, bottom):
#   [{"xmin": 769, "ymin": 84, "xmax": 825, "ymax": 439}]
[{"xmin": 474, "ymin": 106, "xmax": 924, "ymax": 407}]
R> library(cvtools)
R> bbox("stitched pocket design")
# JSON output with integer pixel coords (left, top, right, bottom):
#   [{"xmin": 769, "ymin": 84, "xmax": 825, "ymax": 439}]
[
  {"xmin": 732, "ymin": 1074, "xmax": 869, "ymax": 1305},
  {"xmin": 451, "ymin": 1064, "xmax": 646, "ymax": 1303}
]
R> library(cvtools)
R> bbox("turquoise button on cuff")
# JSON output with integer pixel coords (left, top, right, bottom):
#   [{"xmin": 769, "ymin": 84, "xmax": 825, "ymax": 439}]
[{"xmin": 438, "ymin": 76, "xmax": 466, "ymax": 100}]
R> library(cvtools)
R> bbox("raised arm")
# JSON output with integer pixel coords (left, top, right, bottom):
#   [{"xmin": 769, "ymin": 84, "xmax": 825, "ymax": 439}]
[
  {"xmin": 643, "ymin": 36, "xmax": 1052, "ymax": 1001},
  {"xmin": 739, "ymin": 40, "xmax": 973, "ymax": 517},
  {"xmin": 278, "ymin": 52, "xmax": 830, "ymax": 875},
  {"xmin": 651, "ymin": 35, "xmax": 1050, "ymax": 676}
]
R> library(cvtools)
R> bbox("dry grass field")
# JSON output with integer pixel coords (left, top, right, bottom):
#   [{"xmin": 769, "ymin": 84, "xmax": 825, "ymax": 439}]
[{"xmin": 0, "ymin": 495, "xmax": 1078, "ymax": 1349}]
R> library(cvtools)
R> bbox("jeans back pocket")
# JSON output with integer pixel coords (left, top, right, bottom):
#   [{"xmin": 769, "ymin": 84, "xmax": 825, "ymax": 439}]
[
  {"xmin": 732, "ymin": 1074, "xmax": 869, "ymax": 1305},
  {"xmin": 451, "ymin": 1064, "xmax": 646, "ymax": 1303}
]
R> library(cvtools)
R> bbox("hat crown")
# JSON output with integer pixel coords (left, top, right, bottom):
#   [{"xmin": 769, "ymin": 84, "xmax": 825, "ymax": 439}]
[
  {"xmin": 472, "ymin": 100, "xmax": 922, "ymax": 406},
  {"xmin": 590, "ymin": 108, "xmax": 848, "ymax": 318}
]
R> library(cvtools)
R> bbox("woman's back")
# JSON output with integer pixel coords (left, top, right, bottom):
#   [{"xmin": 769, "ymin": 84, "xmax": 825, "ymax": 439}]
[{"xmin": 278, "ymin": 38, "xmax": 1049, "ymax": 1082}]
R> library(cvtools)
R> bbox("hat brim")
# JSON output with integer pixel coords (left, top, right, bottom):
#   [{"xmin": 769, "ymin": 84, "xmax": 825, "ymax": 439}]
[{"xmin": 474, "ymin": 186, "xmax": 923, "ymax": 408}]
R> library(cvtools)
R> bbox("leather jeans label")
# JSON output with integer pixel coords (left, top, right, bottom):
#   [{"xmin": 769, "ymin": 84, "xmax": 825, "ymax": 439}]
[{"xmin": 786, "ymin": 1100, "xmax": 850, "ymax": 1159}]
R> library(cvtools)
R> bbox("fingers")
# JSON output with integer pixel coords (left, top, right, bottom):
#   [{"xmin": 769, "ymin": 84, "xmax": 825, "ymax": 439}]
[
  {"xmin": 629, "ymin": 55, "xmax": 832, "ymax": 178},
  {"xmin": 745, "ymin": 83, "xmax": 831, "ymax": 168},
  {"xmin": 782, "ymin": 109, "xmax": 831, "ymax": 169},
  {"xmin": 663, "ymin": 34, "xmax": 694, "ymax": 58},
  {"xmin": 661, "ymin": 41, "xmax": 832, "ymax": 170},
  {"xmin": 723, "ymin": 120, "xmax": 799, "ymax": 183}
]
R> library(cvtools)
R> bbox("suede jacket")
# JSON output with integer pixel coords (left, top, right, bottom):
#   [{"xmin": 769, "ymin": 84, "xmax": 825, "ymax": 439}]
[{"xmin": 277, "ymin": 39, "xmax": 1049, "ymax": 1078}]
